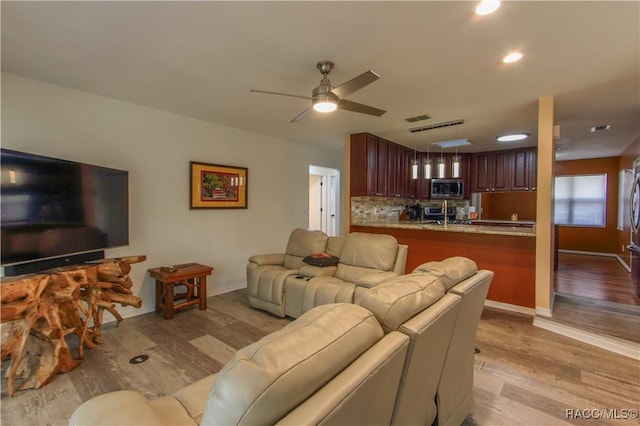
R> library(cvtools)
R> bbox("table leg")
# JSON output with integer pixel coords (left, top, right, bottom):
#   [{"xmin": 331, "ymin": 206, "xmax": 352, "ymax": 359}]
[
  {"xmin": 155, "ymin": 280, "xmax": 163, "ymax": 313},
  {"xmin": 165, "ymin": 282, "xmax": 175, "ymax": 319},
  {"xmin": 199, "ymin": 276, "xmax": 207, "ymax": 310}
]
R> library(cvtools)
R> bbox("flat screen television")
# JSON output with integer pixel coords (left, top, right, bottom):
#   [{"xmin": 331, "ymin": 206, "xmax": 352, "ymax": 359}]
[{"xmin": 1, "ymin": 148, "xmax": 129, "ymax": 276}]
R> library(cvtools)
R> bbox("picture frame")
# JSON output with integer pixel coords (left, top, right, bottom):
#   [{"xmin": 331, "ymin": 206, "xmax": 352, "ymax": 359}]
[{"xmin": 190, "ymin": 161, "xmax": 248, "ymax": 209}]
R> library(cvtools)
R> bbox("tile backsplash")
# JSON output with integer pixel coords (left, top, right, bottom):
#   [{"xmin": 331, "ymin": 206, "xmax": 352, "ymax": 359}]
[{"xmin": 351, "ymin": 196, "xmax": 470, "ymax": 224}]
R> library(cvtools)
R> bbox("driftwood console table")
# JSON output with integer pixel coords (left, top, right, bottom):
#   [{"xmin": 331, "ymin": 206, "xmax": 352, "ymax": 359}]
[{"xmin": 0, "ymin": 255, "xmax": 146, "ymax": 396}]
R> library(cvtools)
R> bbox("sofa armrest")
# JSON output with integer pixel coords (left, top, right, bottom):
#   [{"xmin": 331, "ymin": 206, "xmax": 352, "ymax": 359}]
[
  {"xmin": 299, "ymin": 264, "xmax": 338, "ymax": 277},
  {"xmin": 248, "ymin": 253, "xmax": 285, "ymax": 266},
  {"xmin": 172, "ymin": 374, "xmax": 217, "ymax": 424},
  {"xmin": 69, "ymin": 390, "xmax": 196, "ymax": 426},
  {"xmin": 356, "ymin": 271, "xmax": 398, "ymax": 289}
]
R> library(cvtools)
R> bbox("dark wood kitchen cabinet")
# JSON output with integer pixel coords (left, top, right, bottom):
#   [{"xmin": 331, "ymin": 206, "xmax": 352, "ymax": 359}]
[
  {"xmin": 397, "ymin": 145, "xmax": 408, "ymax": 197},
  {"xmin": 387, "ymin": 142, "xmax": 410, "ymax": 198},
  {"xmin": 472, "ymin": 148, "xmax": 537, "ymax": 193},
  {"xmin": 472, "ymin": 150, "xmax": 510, "ymax": 192},
  {"xmin": 375, "ymin": 138, "xmax": 388, "ymax": 196},
  {"xmin": 511, "ymin": 148, "xmax": 536, "ymax": 191},
  {"xmin": 350, "ymin": 133, "xmax": 388, "ymax": 196},
  {"xmin": 528, "ymin": 147, "xmax": 537, "ymax": 191}
]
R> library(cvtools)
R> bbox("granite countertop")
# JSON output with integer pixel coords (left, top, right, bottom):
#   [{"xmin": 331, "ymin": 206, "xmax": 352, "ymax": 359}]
[{"xmin": 352, "ymin": 220, "xmax": 536, "ymax": 237}]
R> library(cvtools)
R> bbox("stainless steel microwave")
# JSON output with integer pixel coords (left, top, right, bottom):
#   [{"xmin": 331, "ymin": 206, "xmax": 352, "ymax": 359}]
[{"xmin": 431, "ymin": 179, "xmax": 464, "ymax": 199}]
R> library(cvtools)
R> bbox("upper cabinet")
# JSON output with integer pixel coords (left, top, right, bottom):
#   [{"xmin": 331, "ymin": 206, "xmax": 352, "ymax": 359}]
[
  {"xmin": 472, "ymin": 147, "xmax": 537, "ymax": 193},
  {"xmin": 351, "ymin": 133, "xmax": 386, "ymax": 196},
  {"xmin": 352, "ymin": 134, "xmax": 538, "ymax": 197}
]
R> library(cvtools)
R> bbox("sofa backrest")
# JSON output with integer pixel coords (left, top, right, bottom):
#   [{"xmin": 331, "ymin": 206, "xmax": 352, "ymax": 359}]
[
  {"xmin": 354, "ymin": 272, "xmax": 446, "ymax": 333},
  {"xmin": 326, "ymin": 235, "xmax": 345, "ymax": 257},
  {"xmin": 436, "ymin": 269, "xmax": 493, "ymax": 426},
  {"xmin": 335, "ymin": 232, "xmax": 401, "ymax": 283},
  {"xmin": 392, "ymin": 293, "xmax": 461, "ymax": 426},
  {"xmin": 277, "ymin": 331, "xmax": 409, "ymax": 426},
  {"xmin": 412, "ymin": 256, "xmax": 478, "ymax": 291},
  {"xmin": 283, "ymin": 228, "xmax": 328, "ymax": 270},
  {"xmin": 201, "ymin": 303, "xmax": 384, "ymax": 425}
]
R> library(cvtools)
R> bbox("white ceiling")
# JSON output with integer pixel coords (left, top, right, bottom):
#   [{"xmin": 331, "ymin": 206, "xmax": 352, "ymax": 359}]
[{"xmin": 2, "ymin": 1, "xmax": 638, "ymax": 160}]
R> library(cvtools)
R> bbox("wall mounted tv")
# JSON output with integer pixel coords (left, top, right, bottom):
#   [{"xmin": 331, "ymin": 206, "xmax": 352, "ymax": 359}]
[{"xmin": 1, "ymin": 148, "xmax": 129, "ymax": 276}]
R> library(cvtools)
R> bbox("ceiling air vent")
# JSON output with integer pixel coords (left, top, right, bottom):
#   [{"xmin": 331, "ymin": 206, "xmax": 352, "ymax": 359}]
[
  {"xmin": 405, "ymin": 114, "xmax": 431, "ymax": 123},
  {"xmin": 409, "ymin": 119, "xmax": 464, "ymax": 133}
]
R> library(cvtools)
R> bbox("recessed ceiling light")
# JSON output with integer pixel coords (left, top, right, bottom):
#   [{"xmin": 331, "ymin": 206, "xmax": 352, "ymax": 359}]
[
  {"xmin": 476, "ymin": 0, "xmax": 500, "ymax": 16},
  {"xmin": 432, "ymin": 139, "xmax": 473, "ymax": 148},
  {"xmin": 497, "ymin": 133, "xmax": 528, "ymax": 142},
  {"xmin": 502, "ymin": 52, "xmax": 523, "ymax": 64}
]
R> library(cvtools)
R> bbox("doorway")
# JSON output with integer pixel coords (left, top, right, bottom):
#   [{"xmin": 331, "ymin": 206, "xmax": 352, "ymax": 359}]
[{"xmin": 309, "ymin": 166, "xmax": 340, "ymax": 236}]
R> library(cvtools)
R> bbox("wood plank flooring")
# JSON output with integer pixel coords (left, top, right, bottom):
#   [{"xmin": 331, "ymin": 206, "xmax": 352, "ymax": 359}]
[
  {"xmin": 554, "ymin": 253, "xmax": 639, "ymax": 306},
  {"xmin": 552, "ymin": 253, "xmax": 640, "ymax": 344},
  {"xmin": 2, "ymin": 289, "xmax": 639, "ymax": 425}
]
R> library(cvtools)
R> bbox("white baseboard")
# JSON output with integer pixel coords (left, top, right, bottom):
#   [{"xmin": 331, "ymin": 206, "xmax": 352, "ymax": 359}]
[
  {"xmin": 533, "ymin": 316, "xmax": 640, "ymax": 360},
  {"xmin": 559, "ymin": 249, "xmax": 616, "ymax": 257},
  {"xmin": 535, "ymin": 307, "xmax": 553, "ymax": 318},
  {"xmin": 210, "ymin": 278, "xmax": 246, "ymax": 296},
  {"xmin": 559, "ymin": 249, "xmax": 631, "ymax": 272},
  {"xmin": 484, "ymin": 300, "xmax": 535, "ymax": 315}
]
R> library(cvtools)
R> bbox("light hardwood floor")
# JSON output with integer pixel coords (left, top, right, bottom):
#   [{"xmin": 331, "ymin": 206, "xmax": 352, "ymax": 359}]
[
  {"xmin": 552, "ymin": 253, "xmax": 640, "ymax": 344},
  {"xmin": 2, "ymin": 289, "xmax": 639, "ymax": 425}
]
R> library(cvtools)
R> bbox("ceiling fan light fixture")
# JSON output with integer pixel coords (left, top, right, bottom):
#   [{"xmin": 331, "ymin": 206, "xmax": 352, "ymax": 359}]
[
  {"xmin": 312, "ymin": 91, "xmax": 338, "ymax": 113},
  {"xmin": 313, "ymin": 100, "xmax": 338, "ymax": 113}
]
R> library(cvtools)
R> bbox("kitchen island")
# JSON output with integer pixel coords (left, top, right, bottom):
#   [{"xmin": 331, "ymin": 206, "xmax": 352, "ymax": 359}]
[{"xmin": 351, "ymin": 221, "xmax": 536, "ymax": 309}]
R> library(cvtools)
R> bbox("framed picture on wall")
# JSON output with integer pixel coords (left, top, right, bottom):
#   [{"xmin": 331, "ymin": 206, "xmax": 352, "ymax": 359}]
[{"xmin": 190, "ymin": 161, "xmax": 248, "ymax": 209}]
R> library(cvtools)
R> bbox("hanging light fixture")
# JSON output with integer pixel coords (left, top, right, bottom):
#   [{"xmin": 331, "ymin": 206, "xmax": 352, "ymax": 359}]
[
  {"xmin": 411, "ymin": 144, "xmax": 418, "ymax": 180},
  {"xmin": 424, "ymin": 142, "xmax": 432, "ymax": 179},
  {"xmin": 451, "ymin": 147, "xmax": 461, "ymax": 178},
  {"xmin": 437, "ymin": 148, "xmax": 446, "ymax": 178}
]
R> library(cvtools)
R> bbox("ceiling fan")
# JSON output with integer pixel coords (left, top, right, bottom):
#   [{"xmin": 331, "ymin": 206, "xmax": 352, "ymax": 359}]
[{"xmin": 250, "ymin": 60, "xmax": 386, "ymax": 123}]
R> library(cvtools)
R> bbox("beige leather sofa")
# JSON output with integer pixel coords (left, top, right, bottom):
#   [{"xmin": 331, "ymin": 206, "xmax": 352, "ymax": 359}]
[
  {"xmin": 70, "ymin": 256, "xmax": 492, "ymax": 426},
  {"xmin": 70, "ymin": 303, "xmax": 410, "ymax": 426},
  {"xmin": 247, "ymin": 228, "xmax": 408, "ymax": 318}
]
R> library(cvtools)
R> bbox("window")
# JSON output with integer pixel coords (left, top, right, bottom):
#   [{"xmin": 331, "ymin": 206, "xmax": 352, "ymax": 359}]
[{"xmin": 554, "ymin": 174, "xmax": 606, "ymax": 226}]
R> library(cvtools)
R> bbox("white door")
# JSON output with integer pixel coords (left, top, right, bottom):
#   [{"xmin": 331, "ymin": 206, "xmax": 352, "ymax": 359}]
[{"xmin": 309, "ymin": 166, "xmax": 340, "ymax": 236}]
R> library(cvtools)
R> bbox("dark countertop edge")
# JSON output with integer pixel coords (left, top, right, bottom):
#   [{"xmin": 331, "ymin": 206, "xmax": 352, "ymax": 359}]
[{"xmin": 351, "ymin": 222, "xmax": 536, "ymax": 237}]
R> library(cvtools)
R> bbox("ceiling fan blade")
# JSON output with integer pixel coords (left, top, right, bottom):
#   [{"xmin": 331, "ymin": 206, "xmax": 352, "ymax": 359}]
[
  {"xmin": 250, "ymin": 89, "xmax": 311, "ymax": 101},
  {"xmin": 331, "ymin": 70, "xmax": 381, "ymax": 99},
  {"xmin": 290, "ymin": 107, "xmax": 313, "ymax": 123},
  {"xmin": 338, "ymin": 99, "xmax": 386, "ymax": 117}
]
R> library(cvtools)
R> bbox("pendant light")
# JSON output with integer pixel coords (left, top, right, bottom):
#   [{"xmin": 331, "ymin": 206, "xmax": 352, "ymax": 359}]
[
  {"xmin": 411, "ymin": 143, "xmax": 418, "ymax": 180},
  {"xmin": 424, "ymin": 142, "xmax": 432, "ymax": 179},
  {"xmin": 451, "ymin": 147, "xmax": 461, "ymax": 178},
  {"xmin": 437, "ymin": 148, "xmax": 446, "ymax": 179}
]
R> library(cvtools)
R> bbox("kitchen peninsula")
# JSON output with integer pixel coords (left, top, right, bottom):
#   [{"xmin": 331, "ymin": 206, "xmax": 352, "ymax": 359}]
[{"xmin": 351, "ymin": 221, "xmax": 536, "ymax": 309}]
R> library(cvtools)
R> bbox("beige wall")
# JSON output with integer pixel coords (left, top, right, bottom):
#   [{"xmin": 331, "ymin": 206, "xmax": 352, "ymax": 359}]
[{"xmin": 1, "ymin": 72, "xmax": 343, "ymax": 319}]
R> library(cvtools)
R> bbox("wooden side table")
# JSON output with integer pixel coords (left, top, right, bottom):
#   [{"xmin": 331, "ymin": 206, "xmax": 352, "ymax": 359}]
[{"xmin": 148, "ymin": 263, "xmax": 213, "ymax": 319}]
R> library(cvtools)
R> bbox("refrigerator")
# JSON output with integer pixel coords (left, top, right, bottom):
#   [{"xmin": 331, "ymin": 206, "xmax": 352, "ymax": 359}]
[{"xmin": 629, "ymin": 158, "xmax": 640, "ymax": 296}]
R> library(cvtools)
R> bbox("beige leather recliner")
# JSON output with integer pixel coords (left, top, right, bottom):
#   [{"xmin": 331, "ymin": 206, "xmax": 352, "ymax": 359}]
[
  {"xmin": 283, "ymin": 232, "xmax": 408, "ymax": 318},
  {"xmin": 246, "ymin": 228, "xmax": 329, "ymax": 317},
  {"xmin": 413, "ymin": 257, "xmax": 493, "ymax": 426},
  {"xmin": 353, "ymin": 256, "xmax": 492, "ymax": 426},
  {"xmin": 69, "ymin": 303, "xmax": 410, "ymax": 426}
]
